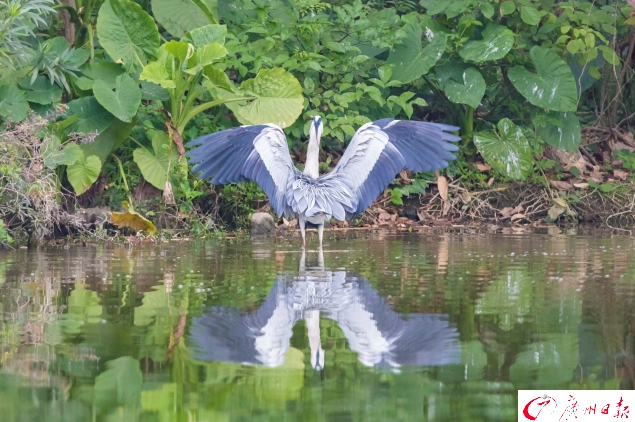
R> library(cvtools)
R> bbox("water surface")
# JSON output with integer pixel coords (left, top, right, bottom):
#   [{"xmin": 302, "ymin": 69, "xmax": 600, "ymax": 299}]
[{"xmin": 1, "ymin": 232, "xmax": 634, "ymax": 421}]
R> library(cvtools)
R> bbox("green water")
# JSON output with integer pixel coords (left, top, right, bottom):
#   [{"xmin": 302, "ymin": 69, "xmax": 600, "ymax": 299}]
[{"xmin": 0, "ymin": 232, "xmax": 634, "ymax": 422}]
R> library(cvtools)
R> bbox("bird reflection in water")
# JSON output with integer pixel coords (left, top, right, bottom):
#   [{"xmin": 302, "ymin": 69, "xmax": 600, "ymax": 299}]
[{"xmin": 189, "ymin": 250, "xmax": 460, "ymax": 371}]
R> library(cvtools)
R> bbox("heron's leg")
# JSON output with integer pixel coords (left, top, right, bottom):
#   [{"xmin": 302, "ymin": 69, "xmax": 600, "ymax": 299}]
[
  {"xmin": 317, "ymin": 224, "xmax": 324, "ymax": 249},
  {"xmin": 299, "ymin": 216, "xmax": 306, "ymax": 248}
]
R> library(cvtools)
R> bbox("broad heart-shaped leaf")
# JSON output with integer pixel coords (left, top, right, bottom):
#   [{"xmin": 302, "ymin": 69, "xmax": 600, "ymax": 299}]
[
  {"xmin": 537, "ymin": 112, "xmax": 581, "ymax": 152},
  {"xmin": 19, "ymin": 76, "xmax": 62, "ymax": 105},
  {"xmin": 185, "ymin": 43, "xmax": 227, "ymax": 75},
  {"xmin": 93, "ymin": 74, "xmax": 141, "ymax": 123},
  {"xmin": 437, "ymin": 65, "xmax": 485, "ymax": 109},
  {"xmin": 67, "ymin": 153, "xmax": 102, "ymax": 195},
  {"xmin": 139, "ymin": 62, "xmax": 175, "ymax": 89},
  {"xmin": 508, "ymin": 46, "xmax": 578, "ymax": 112},
  {"xmin": 77, "ymin": 60, "xmax": 125, "ymax": 90},
  {"xmin": 520, "ymin": 6, "xmax": 541, "ymax": 25},
  {"xmin": 0, "ymin": 85, "xmax": 29, "ymax": 122},
  {"xmin": 164, "ymin": 40, "xmax": 194, "ymax": 63},
  {"xmin": 473, "ymin": 118, "xmax": 533, "ymax": 180},
  {"xmin": 203, "ymin": 65, "xmax": 233, "ymax": 92},
  {"xmin": 111, "ymin": 202, "xmax": 157, "ymax": 234},
  {"xmin": 43, "ymin": 141, "xmax": 83, "ymax": 169},
  {"xmin": 94, "ymin": 356, "xmax": 143, "ymax": 413},
  {"xmin": 97, "ymin": 0, "xmax": 160, "ymax": 72},
  {"xmin": 152, "ymin": 0, "xmax": 218, "ymax": 38},
  {"xmin": 65, "ymin": 96, "xmax": 115, "ymax": 135},
  {"xmin": 386, "ymin": 23, "xmax": 447, "ymax": 84},
  {"xmin": 183, "ymin": 24, "xmax": 227, "ymax": 48},
  {"xmin": 141, "ymin": 81, "xmax": 170, "ymax": 101},
  {"xmin": 220, "ymin": 68, "xmax": 304, "ymax": 128},
  {"xmin": 133, "ymin": 131, "xmax": 178, "ymax": 190},
  {"xmin": 459, "ymin": 24, "xmax": 514, "ymax": 62},
  {"xmin": 81, "ymin": 119, "xmax": 135, "ymax": 166}
]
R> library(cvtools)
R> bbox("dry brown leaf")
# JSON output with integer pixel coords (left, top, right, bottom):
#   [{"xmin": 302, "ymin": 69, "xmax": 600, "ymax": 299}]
[
  {"xmin": 487, "ymin": 177, "xmax": 495, "ymax": 186},
  {"xmin": 554, "ymin": 197, "xmax": 567, "ymax": 208},
  {"xmin": 588, "ymin": 171, "xmax": 603, "ymax": 183},
  {"xmin": 613, "ymin": 170, "xmax": 628, "ymax": 181},
  {"xmin": 511, "ymin": 213, "xmax": 528, "ymax": 222},
  {"xmin": 442, "ymin": 201, "xmax": 451, "ymax": 216},
  {"xmin": 437, "ymin": 175, "xmax": 448, "ymax": 200},
  {"xmin": 500, "ymin": 207, "xmax": 515, "ymax": 218},
  {"xmin": 110, "ymin": 201, "xmax": 157, "ymax": 234},
  {"xmin": 573, "ymin": 182, "xmax": 589, "ymax": 189},
  {"xmin": 548, "ymin": 204, "xmax": 566, "ymax": 221},
  {"xmin": 399, "ymin": 170, "xmax": 412, "ymax": 183},
  {"xmin": 550, "ymin": 180, "xmax": 573, "ymax": 190},
  {"xmin": 378, "ymin": 212, "xmax": 392, "ymax": 221},
  {"xmin": 476, "ymin": 163, "xmax": 491, "ymax": 172}
]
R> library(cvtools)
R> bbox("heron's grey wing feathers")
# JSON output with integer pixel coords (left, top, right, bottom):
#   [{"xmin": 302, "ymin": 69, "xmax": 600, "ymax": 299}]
[
  {"xmin": 335, "ymin": 279, "xmax": 460, "ymax": 367},
  {"xmin": 188, "ymin": 280, "xmax": 296, "ymax": 366},
  {"xmin": 332, "ymin": 119, "xmax": 461, "ymax": 215},
  {"xmin": 286, "ymin": 172, "xmax": 357, "ymax": 221},
  {"xmin": 187, "ymin": 124, "xmax": 296, "ymax": 217}
]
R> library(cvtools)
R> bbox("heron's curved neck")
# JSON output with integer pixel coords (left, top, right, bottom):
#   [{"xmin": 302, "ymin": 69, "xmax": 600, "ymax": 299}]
[{"xmin": 304, "ymin": 132, "xmax": 320, "ymax": 178}]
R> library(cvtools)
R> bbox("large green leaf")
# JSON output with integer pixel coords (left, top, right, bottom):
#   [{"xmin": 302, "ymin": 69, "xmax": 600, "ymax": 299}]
[
  {"xmin": 473, "ymin": 118, "xmax": 533, "ymax": 180},
  {"xmin": 437, "ymin": 65, "xmax": 485, "ymax": 108},
  {"xmin": 93, "ymin": 74, "xmax": 141, "ymax": 123},
  {"xmin": 386, "ymin": 23, "xmax": 447, "ymax": 84},
  {"xmin": 133, "ymin": 131, "xmax": 178, "ymax": 190},
  {"xmin": 80, "ymin": 119, "xmax": 136, "ymax": 166},
  {"xmin": 459, "ymin": 24, "xmax": 514, "ymax": 62},
  {"xmin": 141, "ymin": 81, "xmax": 170, "ymax": 101},
  {"xmin": 182, "ymin": 24, "xmax": 227, "ymax": 48},
  {"xmin": 220, "ymin": 68, "xmax": 304, "ymax": 128},
  {"xmin": 77, "ymin": 61, "xmax": 126, "ymax": 90},
  {"xmin": 95, "ymin": 357, "xmax": 142, "ymax": 414},
  {"xmin": 96, "ymin": 0, "xmax": 160, "ymax": 72},
  {"xmin": 19, "ymin": 76, "xmax": 62, "ymax": 105},
  {"xmin": 419, "ymin": 0, "xmax": 449, "ymax": 14},
  {"xmin": 203, "ymin": 65, "xmax": 233, "ymax": 92},
  {"xmin": 185, "ymin": 42, "xmax": 227, "ymax": 75},
  {"xmin": 66, "ymin": 96, "xmax": 115, "ymax": 135},
  {"xmin": 67, "ymin": 153, "xmax": 102, "ymax": 195},
  {"xmin": 537, "ymin": 112, "xmax": 581, "ymax": 152},
  {"xmin": 139, "ymin": 61, "xmax": 175, "ymax": 90},
  {"xmin": 43, "ymin": 139, "xmax": 83, "ymax": 169},
  {"xmin": 0, "ymin": 85, "xmax": 29, "ymax": 122},
  {"xmin": 520, "ymin": 6, "xmax": 542, "ymax": 25},
  {"xmin": 152, "ymin": 0, "xmax": 218, "ymax": 38},
  {"xmin": 508, "ymin": 46, "xmax": 578, "ymax": 112}
]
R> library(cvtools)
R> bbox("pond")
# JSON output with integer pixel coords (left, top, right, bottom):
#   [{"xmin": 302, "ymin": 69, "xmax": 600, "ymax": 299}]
[{"xmin": 0, "ymin": 231, "xmax": 634, "ymax": 422}]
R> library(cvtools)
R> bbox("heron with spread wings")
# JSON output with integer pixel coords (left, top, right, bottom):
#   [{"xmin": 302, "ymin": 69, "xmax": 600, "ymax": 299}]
[{"xmin": 187, "ymin": 117, "xmax": 460, "ymax": 247}]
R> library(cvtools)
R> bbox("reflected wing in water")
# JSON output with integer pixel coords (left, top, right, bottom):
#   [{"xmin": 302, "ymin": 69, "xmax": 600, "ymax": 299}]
[
  {"xmin": 189, "ymin": 280, "xmax": 296, "ymax": 367},
  {"xmin": 335, "ymin": 280, "xmax": 460, "ymax": 368}
]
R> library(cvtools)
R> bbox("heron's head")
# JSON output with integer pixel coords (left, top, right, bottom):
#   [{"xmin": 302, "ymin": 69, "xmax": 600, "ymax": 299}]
[
  {"xmin": 311, "ymin": 346, "xmax": 325, "ymax": 371},
  {"xmin": 310, "ymin": 115, "xmax": 324, "ymax": 142}
]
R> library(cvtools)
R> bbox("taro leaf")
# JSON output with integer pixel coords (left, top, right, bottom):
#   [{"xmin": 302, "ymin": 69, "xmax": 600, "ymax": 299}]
[
  {"xmin": 386, "ymin": 22, "xmax": 447, "ymax": 84},
  {"xmin": 94, "ymin": 356, "xmax": 143, "ymax": 414},
  {"xmin": 185, "ymin": 43, "xmax": 227, "ymax": 75},
  {"xmin": 152, "ymin": 0, "xmax": 218, "ymax": 38},
  {"xmin": 437, "ymin": 65, "xmax": 486, "ymax": 108},
  {"xmin": 164, "ymin": 40, "xmax": 194, "ymax": 63},
  {"xmin": 111, "ymin": 201, "xmax": 157, "ymax": 234},
  {"xmin": 78, "ymin": 60, "xmax": 126, "ymax": 90},
  {"xmin": 67, "ymin": 153, "xmax": 102, "ymax": 195},
  {"xmin": 93, "ymin": 74, "xmax": 141, "ymax": 123},
  {"xmin": 65, "ymin": 96, "xmax": 115, "ymax": 135},
  {"xmin": 508, "ymin": 46, "xmax": 578, "ymax": 112},
  {"xmin": 203, "ymin": 65, "xmax": 233, "ymax": 92},
  {"xmin": 133, "ymin": 130, "xmax": 178, "ymax": 190},
  {"xmin": 141, "ymin": 81, "xmax": 170, "ymax": 101},
  {"xmin": 419, "ymin": 0, "xmax": 449, "ymax": 15},
  {"xmin": 473, "ymin": 118, "xmax": 533, "ymax": 180},
  {"xmin": 459, "ymin": 24, "xmax": 514, "ymax": 62},
  {"xmin": 182, "ymin": 24, "xmax": 227, "ymax": 48},
  {"xmin": 140, "ymin": 61, "xmax": 175, "ymax": 90},
  {"xmin": 520, "ymin": 6, "xmax": 541, "ymax": 25},
  {"xmin": 97, "ymin": 0, "xmax": 160, "ymax": 72},
  {"xmin": 537, "ymin": 111, "xmax": 581, "ymax": 152},
  {"xmin": 19, "ymin": 76, "xmax": 62, "ymax": 104},
  {"xmin": 218, "ymin": 67, "xmax": 304, "ymax": 128},
  {"xmin": 43, "ymin": 141, "xmax": 83, "ymax": 169},
  {"xmin": 0, "ymin": 85, "xmax": 29, "ymax": 122},
  {"xmin": 80, "ymin": 119, "xmax": 135, "ymax": 166}
]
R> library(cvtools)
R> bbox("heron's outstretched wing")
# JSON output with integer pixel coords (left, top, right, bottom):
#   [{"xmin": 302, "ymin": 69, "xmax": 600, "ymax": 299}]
[
  {"xmin": 188, "ymin": 280, "xmax": 297, "ymax": 367},
  {"xmin": 334, "ymin": 280, "xmax": 460, "ymax": 367},
  {"xmin": 332, "ymin": 119, "xmax": 460, "ymax": 215},
  {"xmin": 187, "ymin": 124, "xmax": 297, "ymax": 217}
]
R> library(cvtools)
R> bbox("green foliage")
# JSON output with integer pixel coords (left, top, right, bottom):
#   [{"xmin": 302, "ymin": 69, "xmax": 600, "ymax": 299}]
[{"xmin": 132, "ymin": 131, "xmax": 178, "ymax": 190}]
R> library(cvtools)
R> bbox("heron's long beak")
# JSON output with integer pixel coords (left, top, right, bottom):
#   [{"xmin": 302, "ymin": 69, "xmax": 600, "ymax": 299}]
[{"xmin": 306, "ymin": 310, "xmax": 324, "ymax": 371}]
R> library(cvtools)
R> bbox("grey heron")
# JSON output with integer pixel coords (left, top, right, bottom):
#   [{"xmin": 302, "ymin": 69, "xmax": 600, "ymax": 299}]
[
  {"xmin": 188, "ymin": 249, "xmax": 460, "ymax": 371},
  {"xmin": 187, "ymin": 117, "xmax": 460, "ymax": 247}
]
